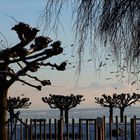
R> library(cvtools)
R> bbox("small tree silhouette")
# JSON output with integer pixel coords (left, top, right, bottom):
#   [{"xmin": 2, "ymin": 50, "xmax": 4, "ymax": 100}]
[
  {"xmin": 7, "ymin": 96, "xmax": 31, "ymax": 116},
  {"xmin": 7, "ymin": 96, "xmax": 31, "ymax": 139},
  {"xmin": 42, "ymin": 94, "xmax": 65, "ymax": 119},
  {"xmin": 63, "ymin": 94, "xmax": 84, "ymax": 125},
  {"xmin": 113, "ymin": 93, "xmax": 140, "ymax": 123},
  {"xmin": 0, "ymin": 22, "xmax": 65, "ymax": 140},
  {"xmin": 95, "ymin": 94, "xmax": 116, "ymax": 122},
  {"xmin": 42, "ymin": 94, "xmax": 84, "ymax": 124}
]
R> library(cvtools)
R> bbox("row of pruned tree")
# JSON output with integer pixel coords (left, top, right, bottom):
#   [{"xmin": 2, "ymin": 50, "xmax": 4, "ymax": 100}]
[
  {"xmin": 95, "ymin": 93, "xmax": 140, "ymax": 123},
  {"xmin": 6, "ymin": 95, "xmax": 84, "ymax": 127},
  {"xmin": 44, "ymin": 93, "xmax": 140, "ymax": 123},
  {"xmin": 42, "ymin": 94, "xmax": 84, "ymax": 125},
  {"xmin": 7, "ymin": 93, "xmax": 140, "ymax": 125}
]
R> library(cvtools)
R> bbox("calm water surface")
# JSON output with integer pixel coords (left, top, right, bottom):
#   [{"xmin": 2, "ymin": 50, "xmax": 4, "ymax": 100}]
[{"xmin": 17, "ymin": 106, "xmax": 140, "ymax": 120}]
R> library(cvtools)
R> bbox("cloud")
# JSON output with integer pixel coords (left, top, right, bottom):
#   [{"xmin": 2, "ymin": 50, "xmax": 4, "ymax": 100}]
[
  {"xmin": 107, "ymin": 82, "xmax": 128, "ymax": 89},
  {"xmin": 88, "ymin": 82, "xmax": 104, "ymax": 89}
]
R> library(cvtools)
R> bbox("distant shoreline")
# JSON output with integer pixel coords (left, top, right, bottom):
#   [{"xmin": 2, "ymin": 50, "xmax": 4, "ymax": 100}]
[
  {"xmin": 17, "ymin": 106, "xmax": 140, "ymax": 111},
  {"xmin": 14, "ymin": 106, "xmax": 140, "ymax": 120}
]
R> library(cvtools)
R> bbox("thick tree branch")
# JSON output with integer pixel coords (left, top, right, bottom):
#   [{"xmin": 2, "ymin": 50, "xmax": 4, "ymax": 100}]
[
  {"xmin": 7, "ymin": 46, "xmax": 63, "ymax": 87},
  {"xmin": 9, "ymin": 46, "xmax": 63, "ymax": 63},
  {"xmin": 17, "ymin": 78, "xmax": 41, "ymax": 91},
  {"xmin": 39, "ymin": 61, "xmax": 67, "ymax": 71},
  {"xmin": 25, "ymin": 73, "xmax": 51, "ymax": 86}
]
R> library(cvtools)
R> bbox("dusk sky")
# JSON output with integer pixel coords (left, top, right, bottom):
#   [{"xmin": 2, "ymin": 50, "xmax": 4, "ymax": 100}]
[{"xmin": 1, "ymin": 1, "xmax": 139, "ymax": 109}]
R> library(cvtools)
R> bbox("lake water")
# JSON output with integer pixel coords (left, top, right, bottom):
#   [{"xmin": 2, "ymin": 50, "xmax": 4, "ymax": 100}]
[
  {"xmin": 9, "ymin": 107, "xmax": 140, "ymax": 140},
  {"xmin": 17, "ymin": 106, "xmax": 140, "ymax": 121}
]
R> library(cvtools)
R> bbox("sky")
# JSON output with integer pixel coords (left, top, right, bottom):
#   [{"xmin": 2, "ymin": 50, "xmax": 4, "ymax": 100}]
[{"xmin": 1, "ymin": 1, "xmax": 140, "ymax": 110}]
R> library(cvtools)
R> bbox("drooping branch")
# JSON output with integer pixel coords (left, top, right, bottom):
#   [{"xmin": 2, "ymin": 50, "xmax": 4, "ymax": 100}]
[{"xmin": 42, "ymin": 0, "xmax": 140, "ymax": 74}]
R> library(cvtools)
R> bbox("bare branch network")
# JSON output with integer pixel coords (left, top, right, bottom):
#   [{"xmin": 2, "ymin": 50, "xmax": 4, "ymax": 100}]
[
  {"xmin": 7, "ymin": 96, "xmax": 31, "ymax": 110},
  {"xmin": 42, "ymin": 94, "xmax": 85, "ymax": 110},
  {"xmin": 42, "ymin": 94, "xmax": 85, "ymax": 123},
  {"xmin": 0, "ymin": 22, "xmax": 67, "ymax": 90},
  {"xmin": 95, "ymin": 93, "xmax": 140, "ymax": 122}
]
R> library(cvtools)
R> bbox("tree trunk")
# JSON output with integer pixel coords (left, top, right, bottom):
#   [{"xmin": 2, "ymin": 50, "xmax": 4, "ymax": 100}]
[
  {"xmin": 0, "ymin": 89, "xmax": 8, "ymax": 140},
  {"xmin": 109, "ymin": 107, "xmax": 113, "ymax": 122},
  {"xmin": 60, "ymin": 109, "xmax": 63, "ymax": 119},
  {"xmin": 120, "ymin": 108, "xmax": 124, "ymax": 123},
  {"xmin": 65, "ymin": 109, "xmax": 69, "ymax": 125},
  {"xmin": 65, "ymin": 109, "xmax": 69, "ymax": 139}
]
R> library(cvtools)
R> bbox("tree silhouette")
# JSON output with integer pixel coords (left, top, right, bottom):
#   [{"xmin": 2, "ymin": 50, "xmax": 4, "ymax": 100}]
[
  {"xmin": 42, "ymin": 94, "xmax": 65, "ymax": 119},
  {"xmin": 7, "ymin": 96, "xmax": 31, "ymax": 116},
  {"xmin": 6, "ymin": 96, "xmax": 31, "ymax": 136},
  {"xmin": 40, "ymin": 0, "xmax": 140, "ymax": 72},
  {"xmin": 63, "ymin": 94, "xmax": 84, "ymax": 125},
  {"xmin": 95, "ymin": 93, "xmax": 140, "ymax": 123},
  {"xmin": 42, "ymin": 94, "xmax": 84, "ymax": 124},
  {"xmin": 113, "ymin": 93, "xmax": 140, "ymax": 123},
  {"xmin": 95, "ymin": 94, "xmax": 116, "ymax": 122},
  {"xmin": 0, "ymin": 22, "xmax": 65, "ymax": 140}
]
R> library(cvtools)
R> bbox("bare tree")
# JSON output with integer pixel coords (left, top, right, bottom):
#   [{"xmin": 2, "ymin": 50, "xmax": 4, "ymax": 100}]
[
  {"xmin": 95, "ymin": 94, "xmax": 116, "ymax": 122},
  {"xmin": 63, "ymin": 94, "xmax": 84, "ymax": 125},
  {"xmin": 42, "ymin": 94, "xmax": 84, "ymax": 140},
  {"xmin": 42, "ymin": 94, "xmax": 84, "ymax": 124},
  {"xmin": 7, "ymin": 96, "xmax": 31, "ymax": 115},
  {"xmin": 42, "ymin": 94, "xmax": 65, "ymax": 119},
  {"xmin": 113, "ymin": 93, "xmax": 140, "ymax": 123},
  {"xmin": 6, "ymin": 96, "xmax": 31, "ymax": 138},
  {"xmin": 95, "ymin": 93, "xmax": 140, "ymax": 123},
  {"xmin": 0, "ymin": 22, "xmax": 66, "ymax": 140},
  {"xmin": 40, "ymin": 0, "xmax": 140, "ymax": 72}
]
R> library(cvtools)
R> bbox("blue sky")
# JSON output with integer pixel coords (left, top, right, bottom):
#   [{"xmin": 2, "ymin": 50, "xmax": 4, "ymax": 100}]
[{"xmin": 1, "ymin": 1, "xmax": 139, "ymax": 109}]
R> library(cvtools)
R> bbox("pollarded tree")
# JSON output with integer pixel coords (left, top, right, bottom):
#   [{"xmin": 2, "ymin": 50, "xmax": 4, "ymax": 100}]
[
  {"xmin": 63, "ymin": 94, "xmax": 84, "ymax": 125},
  {"xmin": 42, "ymin": 94, "xmax": 65, "ymax": 119},
  {"xmin": 113, "ymin": 93, "xmax": 140, "ymax": 123},
  {"xmin": 0, "ymin": 22, "xmax": 66, "ymax": 140},
  {"xmin": 7, "ymin": 96, "xmax": 31, "ymax": 109},
  {"xmin": 6, "ymin": 96, "xmax": 31, "ymax": 137},
  {"xmin": 95, "ymin": 94, "xmax": 116, "ymax": 122},
  {"xmin": 7, "ymin": 96, "xmax": 31, "ymax": 119},
  {"xmin": 42, "ymin": 94, "xmax": 84, "ymax": 124}
]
